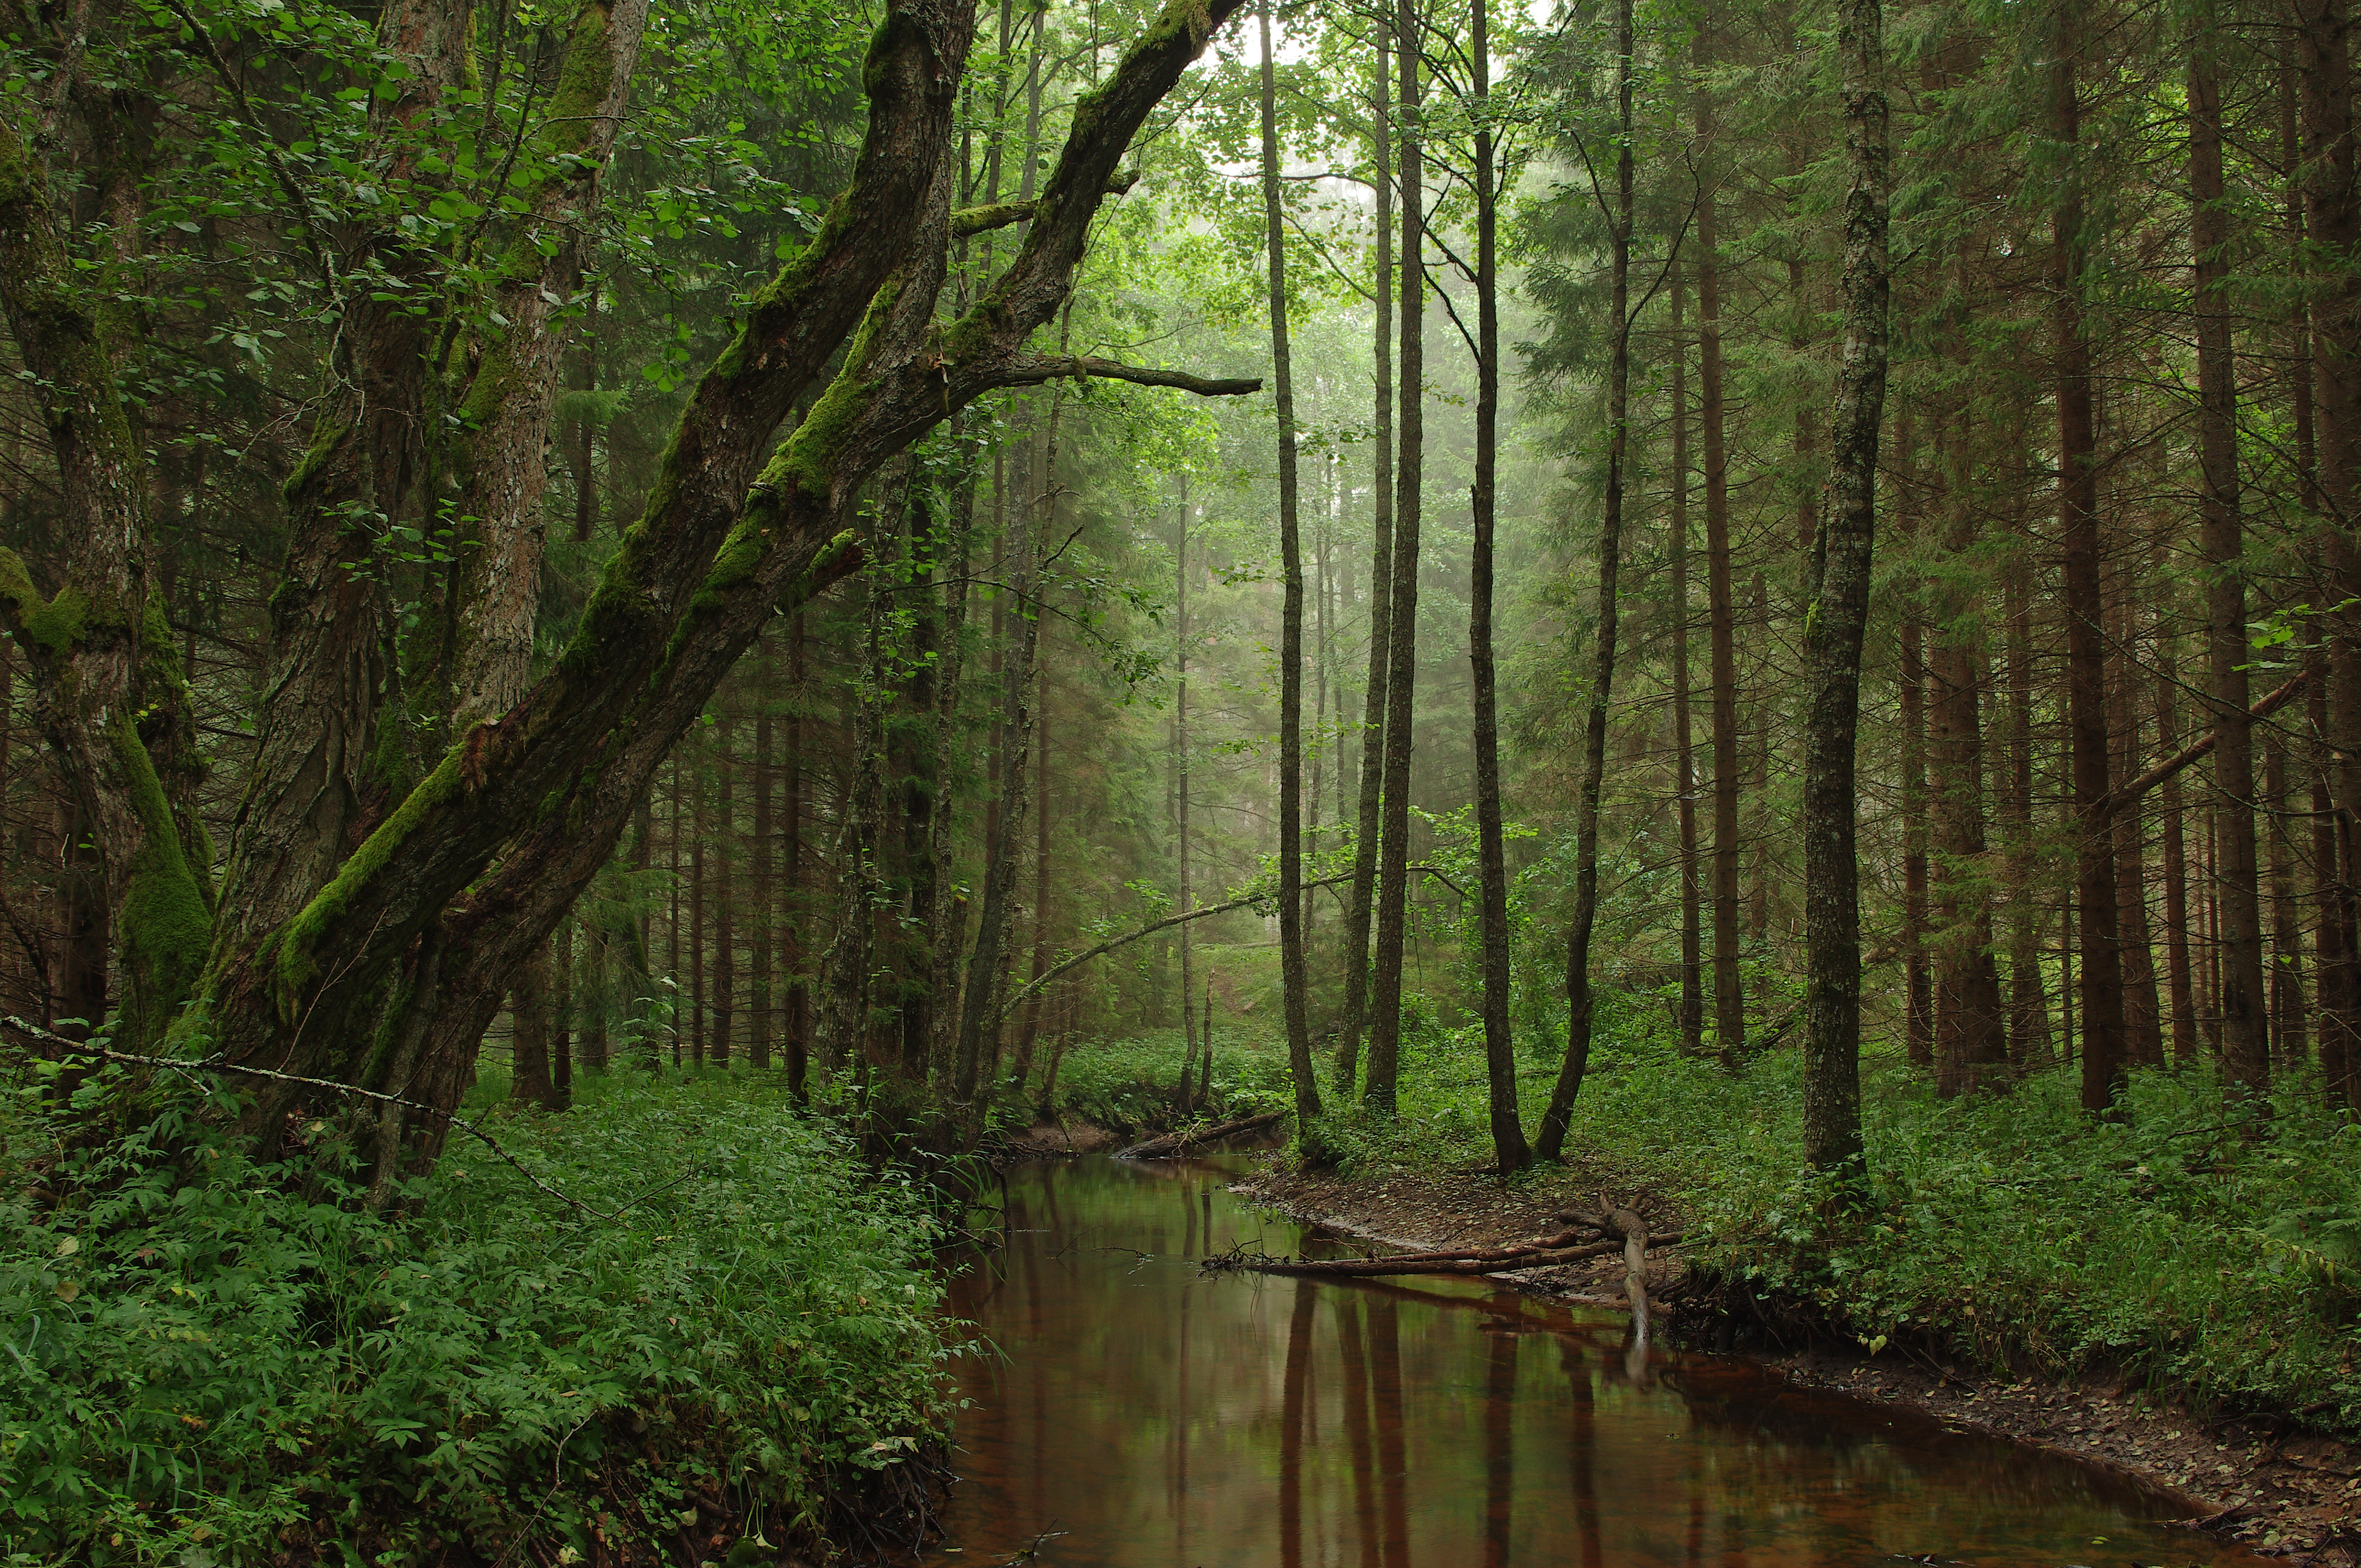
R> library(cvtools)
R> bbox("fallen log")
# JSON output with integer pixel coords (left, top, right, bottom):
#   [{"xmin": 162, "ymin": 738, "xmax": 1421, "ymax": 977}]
[
  {"xmin": 1202, "ymin": 1218, "xmax": 1683, "ymax": 1278},
  {"xmin": 1599, "ymin": 1199, "xmax": 1653, "ymax": 1347},
  {"xmin": 1115, "ymin": 1110, "xmax": 1288, "ymax": 1159}
]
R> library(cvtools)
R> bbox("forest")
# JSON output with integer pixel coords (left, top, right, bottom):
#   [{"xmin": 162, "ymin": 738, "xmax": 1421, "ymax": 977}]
[{"xmin": 2, "ymin": 0, "xmax": 2359, "ymax": 1551}]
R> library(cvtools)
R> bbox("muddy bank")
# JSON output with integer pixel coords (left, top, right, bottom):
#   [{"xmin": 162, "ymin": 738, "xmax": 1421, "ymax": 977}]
[{"xmin": 1239, "ymin": 1160, "xmax": 2361, "ymax": 1567}]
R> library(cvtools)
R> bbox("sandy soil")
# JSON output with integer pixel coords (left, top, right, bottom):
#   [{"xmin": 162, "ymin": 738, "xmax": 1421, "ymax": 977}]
[{"xmin": 1238, "ymin": 1160, "xmax": 2361, "ymax": 1566}]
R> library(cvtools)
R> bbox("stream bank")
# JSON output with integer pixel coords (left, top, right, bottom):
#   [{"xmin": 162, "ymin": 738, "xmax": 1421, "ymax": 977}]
[{"xmin": 1239, "ymin": 1158, "xmax": 2361, "ymax": 1567}]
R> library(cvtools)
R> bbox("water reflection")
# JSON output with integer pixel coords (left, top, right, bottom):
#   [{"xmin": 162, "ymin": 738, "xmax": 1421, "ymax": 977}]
[{"xmin": 940, "ymin": 1157, "xmax": 2264, "ymax": 1568}]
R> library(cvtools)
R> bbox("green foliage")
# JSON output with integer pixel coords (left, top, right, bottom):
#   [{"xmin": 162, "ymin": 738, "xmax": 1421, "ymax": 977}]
[
  {"xmin": 1, "ymin": 1070, "xmax": 951, "ymax": 1565},
  {"xmin": 1312, "ymin": 998, "xmax": 2361, "ymax": 1430},
  {"xmin": 1035, "ymin": 1027, "xmax": 1292, "ymax": 1133}
]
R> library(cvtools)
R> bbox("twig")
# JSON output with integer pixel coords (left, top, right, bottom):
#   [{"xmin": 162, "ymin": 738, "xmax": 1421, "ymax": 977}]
[{"xmin": 0, "ymin": 1016, "xmax": 684, "ymax": 1222}]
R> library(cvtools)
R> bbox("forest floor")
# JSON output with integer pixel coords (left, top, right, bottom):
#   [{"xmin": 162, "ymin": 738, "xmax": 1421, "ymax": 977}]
[{"xmin": 1237, "ymin": 1157, "xmax": 2361, "ymax": 1568}]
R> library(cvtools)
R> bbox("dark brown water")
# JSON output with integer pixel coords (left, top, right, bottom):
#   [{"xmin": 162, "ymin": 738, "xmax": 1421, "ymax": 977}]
[{"xmin": 940, "ymin": 1156, "xmax": 2266, "ymax": 1568}]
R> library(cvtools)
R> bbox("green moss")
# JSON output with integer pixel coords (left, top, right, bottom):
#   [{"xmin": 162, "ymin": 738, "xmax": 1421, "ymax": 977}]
[
  {"xmin": 107, "ymin": 716, "xmax": 214, "ymax": 1050},
  {"xmin": 284, "ymin": 419, "xmax": 352, "ymax": 502},
  {"xmin": 369, "ymin": 685, "xmax": 419, "ymax": 795},
  {"xmin": 273, "ymin": 745, "xmax": 465, "ymax": 1015},
  {"xmin": 0, "ymin": 548, "xmax": 107, "ymax": 657},
  {"xmin": 779, "ymin": 530, "xmax": 860, "ymax": 614},
  {"xmin": 540, "ymin": 0, "xmax": 616, "ymax": 143}
]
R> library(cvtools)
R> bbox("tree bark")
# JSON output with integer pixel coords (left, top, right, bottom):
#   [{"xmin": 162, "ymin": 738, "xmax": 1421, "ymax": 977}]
[
  {"xmin": 1671, "ymin": 263, "xmax": 1705, "ymax": 1059},
  {"xmin": 2159, "ymin": 663, "xmax": 2201, "ymax": 1066},
  {"xmin": 1467, "ymin": 0, "xmax": 1524, "ymax": 1170},
  {"xmin": 1535, "ymin": 0, "xmax": 1631, "ymax": 1162},
  {"xmin": 1339, "ymin": 27, "xmax": 1396, "ymax": 1099},
  {"xmin": 1695, "ymin": 29, "xmax": 1745, "ymax": 1067},
  {"xmin": 1261, "ymin": 0, "xmax": 1324, "ymax": 1147},
  {"xmin": 1366, "ymin": 0, "xmax": 1423, "ymax": 1119},
  {"xmin": 2190, "ymin": 13, "xmax": 2269, "ymax": 1100},
  {"xmin": 1928, "ymin": 417, "xmax": 2005, "ymax": 1097},
  {"xmin": 2052, "ymin": 6, "xmax": 2130, "ymax": 1115},
  {"xmin": 1800, "ymin": 0, "xmax": 1886, "ymax": 1177}
]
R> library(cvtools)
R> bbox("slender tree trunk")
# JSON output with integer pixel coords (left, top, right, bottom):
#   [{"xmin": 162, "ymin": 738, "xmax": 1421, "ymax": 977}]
[
  {"xmin": 1800, "ymin": 0, "xmax": 1886, "ymax": 1177},
  {"xmin": 2265, "ymin": 727, "xmax": 2306, "ymax": 1064},
  {"xmin": 1929, "ymin": 418, "xmax": 2005, "ymax": 1096},
  {"xmin": 1263, "ymin": 0, "xmax": 1325, "ymax": 1146},
  {"xmin": 2299, "ymin": 0, "xmax": 2361, "ymax": 1113},
  {"xmin": 1339, "ymin": 30, "xmax": 1396, "ymax": 1097},
  {"xmin": 1695, "ymin": 30, "xmax": 1745, "ymax": 1066},
  {"xmin": 1467, "ymin": 0, "xmax": 1524, "ymax": 1169},
  {"xmin": 752, "ymin": 635, "xmax": 775, "ymax": 1071},
  {"xmin": 2190, "ymin": 15, "xmax": 2269, "ymax": 1101},
  {"xmin": 1176, "ymin": 487, "xmax": 1197, "ymax": 1107},
  {"xmin": 1671, "ymin": 264, "xmax": 1705, "ymax": 1059},
  {"xmin": 1535, "ymin": 0, "xmax": 1630, "ymax": 1161},
  {"xmin": 714, "ymin": 709, "xmax": 735, "ymax": 1067},
  {"xmin": 2052, "ymin": 9, "xmax": 2130, "ymax": 1114},
  {"xmin": 1013, "ymin": 699, "xmax": 1052, "ymax": 1088},
  {"xmin": 2110, "ymin": 601, "xmax": 2164, "ymax": 1070},
  {"xmin": 2159, "ymin": 663, "xmax": 2201, "ymax": 1066},
  {"xmin": 553, "ymin": 916, "xmax": 574, "ymax": 1107},
  {"xmin": 1366, "ymin": 0, "xmax": 1423, "ymax": 1118},
  {"xmin": 510, "ymin": 938, "xmax": 554, "ymax": 1108},
  {"xmin": 1898, "ymin": 437, "xmax": 1933, "ymax": 1070},
  {"xmin": 690, "ymin": 745, "xmax": 708, "ymax": 1067},
  {"xmin": 786, "ymin": 614, "xmax": 809, "ymax": 1099},
  {"xmin": 2003, "ymin": 491, "xmax": 2050, "ymax": 1064}
]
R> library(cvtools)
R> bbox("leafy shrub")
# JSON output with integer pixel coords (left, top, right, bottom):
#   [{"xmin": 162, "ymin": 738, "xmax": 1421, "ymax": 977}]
[
  {"xmin": 1, "ymin": 1068, "xmax": 953, "ymax": 1565},
  {"xmin": 1032, "ymin": 1028, "xmax": 1291, "ymax": 1133}
]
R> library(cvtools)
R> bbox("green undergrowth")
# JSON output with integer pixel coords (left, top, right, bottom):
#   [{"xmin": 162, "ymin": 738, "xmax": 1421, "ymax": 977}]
[
  {"xmin": 1298, "ymin": 1009, "xmax": 2361, "ymax": 1434},
  {"xmin": 1, "ymin": 1066, "xmax": 954, "ymax": 1566},
  {"xmin": 1024, "ymin": 1026, "xmax": 1291, "ymax": 1134}
]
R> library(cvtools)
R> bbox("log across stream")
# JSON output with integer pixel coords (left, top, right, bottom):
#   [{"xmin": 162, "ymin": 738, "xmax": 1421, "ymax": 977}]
[{"xmin": 938, "ymin": 1155, "xmax": 2271, "ymax": 1568}]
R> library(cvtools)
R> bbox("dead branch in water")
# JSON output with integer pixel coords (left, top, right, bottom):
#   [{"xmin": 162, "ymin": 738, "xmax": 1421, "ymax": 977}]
[{"xmin": 1201, "ymin": 1202, "xmax": 1683, "ymax": 1279}]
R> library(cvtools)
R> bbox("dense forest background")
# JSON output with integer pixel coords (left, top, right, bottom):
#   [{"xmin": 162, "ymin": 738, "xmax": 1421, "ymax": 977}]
[{"xmin": 6, "ymin": 0, "xmax": 2355, "ymax": 1128}]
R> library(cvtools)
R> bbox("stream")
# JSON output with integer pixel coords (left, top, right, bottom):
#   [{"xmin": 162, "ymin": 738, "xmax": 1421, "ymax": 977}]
[{"xmin": 937, "ymin": 1153, "xmax": 2271, "ymax": 1568}]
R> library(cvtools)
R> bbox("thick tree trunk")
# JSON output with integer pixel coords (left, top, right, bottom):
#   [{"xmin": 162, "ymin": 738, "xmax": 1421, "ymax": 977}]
[
  {"xmin": 1261, "ymin": 0, "xmax": 1324, "ymax": 1146},
  {"xmin": 1366, "ymin": 0, "xmax": 1423, "ymax": 1119},
  {"xmin": 1536, "ymin": 0, "xmax": 1631, "ymax": 1161},
  {"xmin": 1467, "ymin": 0, "xmax": 1524, "ymax": 1170},
  {"xmin": 510, "ymin": 938, "xmax": 555, "ymax": 1109},
  {"xmin": 1800, "ymin": 0, "xmax": 1886, "ymax": 1177},
  {"xmin": 1340, "ymin": 30, "xmax": 1396, "ymax": 1100}
]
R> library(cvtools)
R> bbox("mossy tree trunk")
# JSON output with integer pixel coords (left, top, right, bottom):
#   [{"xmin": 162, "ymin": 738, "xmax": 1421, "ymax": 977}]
[{"xmin": 2, "ymin": 0, "xmax": 1260, "ymax": 1180}]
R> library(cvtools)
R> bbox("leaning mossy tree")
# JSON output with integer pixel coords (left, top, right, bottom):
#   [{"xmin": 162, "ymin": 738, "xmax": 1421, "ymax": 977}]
[{"xmin": 0, "ymin": 0, "xmax": 1257, "ymax": 1184}]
